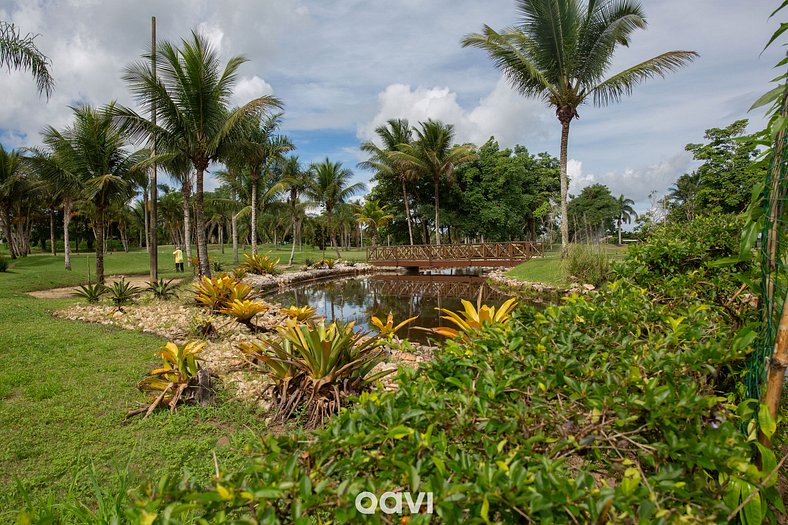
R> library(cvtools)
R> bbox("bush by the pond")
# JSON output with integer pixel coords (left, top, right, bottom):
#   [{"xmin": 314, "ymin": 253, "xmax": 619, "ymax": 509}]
[
  {"xmin": 563, "ymin": 242, "xmax": 609, "ymax": 286},
  {"xmin": 112, "ymin": 280, "xmax": 780, "ymax": 523}
]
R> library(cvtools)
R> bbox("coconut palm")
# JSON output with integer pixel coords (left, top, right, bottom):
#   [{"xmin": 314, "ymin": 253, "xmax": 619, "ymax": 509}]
[
  {"xmin": 616, "ymin": 194, "xmax": 637, "ymax": 245},
  {"xmin": 391, "ymin": 120, "xmax": 476, "ymax": 246},
  {"xmin": 462, "ymin": 0, "xmax": 697, "ymax": 257},
  {"xmin": 0, "ymin": 145, "xmax": 26, "ymax": 258},
  {"xmin": 232, "ymin": 113, "xmax": 293, "ymax": 254},
  {"xmin": 354, "ymin": 199, "xmax": 394, "ymax": 247},
  {"xmin": 307, "ymin": 159, "xmax": 365, "ymax": 259},
  {"xmin": 0, "ymin": 21, "xmax": 54, "ymax": 98},
  {"xmin": 117, "ymin": 30, "xmax": 282, "ymax": 276},
  {"xmin": 50, "ymin": 104, "xmax": 146, "ymax": 283},
  {"xmin": 280, "ymin": 155, "xmax": 314, "ymax": 264},
  {"xmin": 359, "ymin": 118, "xmax": 416, "ymax": 245}
]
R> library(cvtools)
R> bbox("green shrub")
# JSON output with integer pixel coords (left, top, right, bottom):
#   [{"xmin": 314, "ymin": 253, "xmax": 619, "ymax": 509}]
[
  {"xmin": 146, "ymin": 278, "xmax": 177, "ymax": 300},
  {"xmin": 0, "ymin": 255, "xmax": 8, "ymax": 272},
  {"xmin": 73, "ymin": 282, "xmax": 107, "ymax": 303},
  {"xmin": 106, "ymin": 279, "xmax": 142, "ymax": 307},
  {"xmin": 563, "ymin": 243, "xmax": 609, "ymax": 286},
  {"xmin": 115, "ymin": 283, "xmax": 780, "ymax": 523},
  {"xmin": 242, "ymin": 253, "xmax": 280, "ymax": 275}
]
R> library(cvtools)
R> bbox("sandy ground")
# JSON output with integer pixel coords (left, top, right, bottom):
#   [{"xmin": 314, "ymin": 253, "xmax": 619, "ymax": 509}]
[{"xmin": 27, "ymin": 275, "xmax": 185, "ymax": 299}]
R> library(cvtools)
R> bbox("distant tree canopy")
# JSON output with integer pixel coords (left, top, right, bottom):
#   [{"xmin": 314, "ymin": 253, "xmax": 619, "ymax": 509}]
[
  {"xmin": 367, "ymin": 136, "xmax": 560, "ymax": 244},
  {"xmin": 669, "ymin": 119, "xmax": 766, "ymax": 221},
  {"xmin": 567, "ymin": 183, "xmax": 620, "ymax": 240}
]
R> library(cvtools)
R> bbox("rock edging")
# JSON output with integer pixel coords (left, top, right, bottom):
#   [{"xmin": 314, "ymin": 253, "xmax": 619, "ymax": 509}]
[
  {"xmin": 243, "ymin": 262, "xmax": 376, "ymax": 292},
  {"xmin": 487, "ymin": 269, "xmax": 595, "ymax": 296}
]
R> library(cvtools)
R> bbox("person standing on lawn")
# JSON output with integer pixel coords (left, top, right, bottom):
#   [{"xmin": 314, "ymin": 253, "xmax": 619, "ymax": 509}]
[{"xmin": 173, "ymin": 246, "xmax": 184, "ymax": 272}]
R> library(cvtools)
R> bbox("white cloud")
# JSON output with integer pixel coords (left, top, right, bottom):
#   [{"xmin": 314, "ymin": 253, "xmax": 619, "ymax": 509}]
[
  {"xmin": 358, "ymin": 77, "xmax": 552, "ymax": 147},
  {"xmin": 231, "ymin": 75, "xmax": 275, "ymax": 108}
]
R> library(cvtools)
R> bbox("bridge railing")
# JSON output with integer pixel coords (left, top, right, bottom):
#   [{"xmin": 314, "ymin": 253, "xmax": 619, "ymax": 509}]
[{"xmin": 366, "ymin": 241, "xmax": 543, "ymax": 264}]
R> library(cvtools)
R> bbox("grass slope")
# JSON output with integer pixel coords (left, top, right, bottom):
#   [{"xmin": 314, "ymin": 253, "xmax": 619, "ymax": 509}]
[
  {"xmin": 506, "ymin": 244, "xmax": 627, "ymax": 286},
  {"xmin": 0, "ymin": 243, "xmax": 365, "ymax": 517}
]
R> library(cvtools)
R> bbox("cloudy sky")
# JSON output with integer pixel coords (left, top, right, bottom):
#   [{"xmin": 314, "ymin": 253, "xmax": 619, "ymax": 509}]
[{"xmin": 0, "ymin": 0, "xmax": 782, "ymax": 213}]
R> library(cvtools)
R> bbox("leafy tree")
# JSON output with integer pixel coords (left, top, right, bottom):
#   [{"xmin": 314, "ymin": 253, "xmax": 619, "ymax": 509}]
[
  {"xmin": 567, "ymin": 183, "xmax": 619, "ymax": 241},
  {"xmin": 391, "ymin": 120, "xmax": 476, "ymax": 245},
  {"xmin": 0, "ymin": 21, "xmax": 54, "ymax": 98},
  {"xmin": 280, "ymin": 155, "xmax": 313, "ymax": 264},
  {"xmin": 667, "ymin": 171, "xmax": 700, "ymax": 222},
  {"xmin": 307, "ymin": 159, "xmax": 364, "ymax": 258},
  {"xmin": 359, "ymin": 119, "xmax": 417, "ymax": 244},
  {"xmin": 615, "ymin": 194, "xmax": 637, "ymax": 245},
  {"xmin": 674, "ymin": 120, "xmax": 766, "ymax": 218},
  {"xmin": 462, "ymin": 0, "xmax": 697, "ymax": 257},
  {"xmin": 118, "ymin": 30, "xmax": 281, "ymax": 277}
]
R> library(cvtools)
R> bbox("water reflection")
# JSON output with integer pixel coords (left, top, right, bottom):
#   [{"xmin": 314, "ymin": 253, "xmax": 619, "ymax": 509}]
[{"xmin": 265, "ymin": 271, "xmax": 542, "ymax": 345}]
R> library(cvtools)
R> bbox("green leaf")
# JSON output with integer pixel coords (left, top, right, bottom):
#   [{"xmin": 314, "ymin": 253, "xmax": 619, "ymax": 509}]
[
  {"xmin": 386, "ymin": 425, "xmax": 414, "ymax": 440},
  {"xmin": 757, "ymin": 405, "xmax": 776, "ymax": 439},
  {"xmin": 481, "ymin": 494, "xmax": 490, "ymax": 523},
  {"xmin": 750, "ymin": 85, "xmax": 785, "ymax": 111}
]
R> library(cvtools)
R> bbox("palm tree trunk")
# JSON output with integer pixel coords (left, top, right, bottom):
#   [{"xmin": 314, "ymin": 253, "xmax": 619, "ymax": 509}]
[
  {"xmin": 2, "ymin": 208, "xmax": 16, "ymax": 259},
  {"xmin": 94, "ymin": 207, "xmax": 105, "ymax": 284},
  {"xmin": 63, "ymin": 198, "xmax": 72, "ymax": 271},
  {"xmin": 328, "ymin": 207, "xmax": 340, "ymax": 259},
  {"xmin": 434, "ymin": 174, "xmax": 441, "ymax": 246},
  {"xmin": 559, "ymin": 120, "xmax": 571, "ymax": 258},
  {"xmin": 289, "ymin": 197, "xmax": 297, "ymax": 265},
  {"xmin": 251, "ymin": 172, "xmax": 258, "ymax": 256},
  {"xmin": 402, "ymin": 177, "xmax": 414, "ymax": 245},
  {"xmin": 232, "ymin": 212, "xmax": 239, "ymax": 265},
  {"xmin": 219, "ymin": 223, "xmax": 224, "ymax": 253},
  {"xmin": 49, "ymin": 205, "xmax": 56, "ymax": 255},
  {"xmin": 618, "ymin": 218, "xmax": 623, "ymax": 245},
  {"xmin": 143, "ymin": 188, "xmax": 150, "ymax": 254},
  {"xmin": 182, "ymin": 178, "xmax": 192, "ymax": 267},
  {"xmin": 195, "ymin": 166, "xmax": 211, "ymax": 277}
]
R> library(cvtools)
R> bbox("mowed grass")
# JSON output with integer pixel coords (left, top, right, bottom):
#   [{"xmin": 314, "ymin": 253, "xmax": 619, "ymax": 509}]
[
  {"xmin": 506, "ymin": 243, "xmax": 628, "ymax": 286},
  {"xmin": 0, "ymin": 243, "xmax": 366, "ymax": 517}
]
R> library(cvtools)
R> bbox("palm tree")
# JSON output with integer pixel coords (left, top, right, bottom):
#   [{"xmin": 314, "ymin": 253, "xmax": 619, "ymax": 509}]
[
  {"xmin": 391, "ymin": 120, "xmax": 476, "ymax": 245},
  {"xmin": 359, "ymin": 118, "xmax": 416, "ymax": 245},
  {"xmin": 354, "ymin": 199, "xmax": 394, "ymax": 247},
  {"xmin": 462, "ymin": 0, "xmax": 697, "ymax": 257},
  {"xmin": 307, "ymin": 159, "xmax": 365, "ymax": 259},
  {"xmin": 232, "ymin": 113, "xmax": 293, "ymax": 254},
  {"xmin": 118, "ymin": 30, "xmax": 282, "ymax": 277},
  {"xmin": 0, "ymin": 145, "xmax": 25, "ymax": 258},
  {"xmin": 53, "ymin": 104, "xmax": 146, "ymax": 283},
  {"xmin": 280, "ymin": 155, "xmax": 313, "ymax": 264},
  {"xmin": 615, "ymin": 195, "xmax": 637, "ymax": 245},
  {"xmin": 0, "ymin": 21, "xmax": 54, "ymax": 98}
]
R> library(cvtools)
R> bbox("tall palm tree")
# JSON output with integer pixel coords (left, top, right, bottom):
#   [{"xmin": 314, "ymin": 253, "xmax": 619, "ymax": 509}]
[
  {"xmin": 462, "ymin": 0, "xmax": 697, "ymax": 257},
  {"xmin": 53, "ymin": 104, "xmax": 146, "ymax": 283},
  {"xmin": 0, "ymin": 21, "xmax": 54, "ymax": 98},
  {"xmin": 307, "ymin": 159, "xmax": 365, "ymax": 259},
  {"xmin": 616, "ymin": 194, "xmax": 636, "ymax": 245},
  {"xmin": 391, "ymin": 120, "xmax": 476, "ymax": 246},
  {"xmin": 0, "ymin": 145, "xmax": 25, "ymax": 258},
  {"xmin": 359, "ymin": 118, "xmax": 416, "ymax": 245},
  {"xmin": 118, "ymin": 30, "xmax": 282, "ymax": 276},
  {"xmin": 354, "ymin": 199, "xmax": 394, "ymax": 247},
  {"xmin": 232, "ymin": 113, "xmax": 293, "ymax": 254},
  {"xmin": 280, "ymin": 155, "xmax": 313, "ymax": 264}
]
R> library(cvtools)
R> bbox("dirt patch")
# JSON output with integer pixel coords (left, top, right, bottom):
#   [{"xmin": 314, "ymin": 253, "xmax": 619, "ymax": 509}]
[{"xmin": 28, "ymin": 275, "xmax": 184, "ymax": 299}]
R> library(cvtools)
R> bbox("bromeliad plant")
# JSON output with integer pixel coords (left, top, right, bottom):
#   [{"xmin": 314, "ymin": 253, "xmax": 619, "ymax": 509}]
[
  {"xmin": 432, "ymin": 297, "xmax": 518, "ymax": 340},
  {"xmin": 279, "ymin": 305, "xmax": 320, "ymax": 323},
  {"xmin": 128, "ymin": 341, "xmax": 213, "ymax": 419},
  {"xmin": 219, "ymin": 299, "xmax": 270, "ymax": 332},
  {"xmin": 371, "ymin": 312, "xmax": 418, "ymax": 339},
  {"xmin": 242, "ymin": 319, "xmax": 393, "ymax": 428},
  {"xmin": 73, "ymin": 282, "xmax": 107, "ymax": 303},
  {"xmin": 147, "ymin": 278, "xmax": 178, "ymax": 300},
  {"xmin": 193, "ymin": 275, "xmax": 255, "ymax": 311},
  {"xmin": 106, "ymin": 278, "xmax": 142, "ymax": 308},
  {"xmin": 242, "ymin": 253, "xmax": 280, "ymax": 275}
]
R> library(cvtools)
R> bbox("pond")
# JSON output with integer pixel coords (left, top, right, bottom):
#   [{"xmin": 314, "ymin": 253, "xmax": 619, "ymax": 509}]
[{"xmin": 265, "ymin": 270, "xmax": 547, "ymax": 345}]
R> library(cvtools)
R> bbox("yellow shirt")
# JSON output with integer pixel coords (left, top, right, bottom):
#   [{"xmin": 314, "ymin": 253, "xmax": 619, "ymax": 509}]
[{"xmin": 173, "ymin": 249, "xmax": 183, "ymax": 263}]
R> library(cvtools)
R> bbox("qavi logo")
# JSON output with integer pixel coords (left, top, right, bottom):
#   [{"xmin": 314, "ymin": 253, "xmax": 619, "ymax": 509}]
[{"xmin": 355, "ymin": 491, "xmax": 434, "ymax": 515}]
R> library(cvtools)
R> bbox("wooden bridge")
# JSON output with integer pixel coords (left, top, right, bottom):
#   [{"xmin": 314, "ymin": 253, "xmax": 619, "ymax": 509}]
[{"xmin": 366, "ymin": 241, "xmax": 543, "ymax": 269}]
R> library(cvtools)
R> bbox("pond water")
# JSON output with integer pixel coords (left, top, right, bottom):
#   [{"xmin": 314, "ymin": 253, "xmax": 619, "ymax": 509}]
[{"xmin": 265, "ymin": 270, "xmax": 546, "ymax": 345}]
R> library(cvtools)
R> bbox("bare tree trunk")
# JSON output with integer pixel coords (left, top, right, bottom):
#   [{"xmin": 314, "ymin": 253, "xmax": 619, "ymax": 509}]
[
  {"xmin": 762, "ymin": 293, "xmax": 788, "ymax": 448},
  {"xmin": 2, "ymin": 208, "xmax": 16, "ymax": 259},
  {"xmin": 94, "ymin": 207, "xmax": 105, "ymax": 284},
  {"xmin": 328, "ymin": 207, "xmax": 340, "ymax": 259},
  {"xmin": 251, "ymin": 172, "xmax": 258, "ymax": 256},
  {"xmin": 181, "ymin": 177, "xmax": 192, "ymax": 267},
  {"xmin": 143, "ymin": 188, "xmax": 150, "ymax": 254},
  {"xmin": 289, "ymin": 215, "xmax": 297, "ymax": 265},
  {"xmin": 49, "ymin": 206, "xmax": 56, "ymax": 255},
  {"xmin": 618, "ymin": 218, "xmax": 623, "ymax": 245},
  {"xmin": 434, "ymin": 174, "xmax": 441, "ymax": 246},
  {"xmin": 195, "ymin": 166, "xmax": 211, "ymax": 277},
  {"xmin": 232, "ymin": 212, "xmax": 239, "ymax": 265},
  {"xmin": 402, "ymin": 177, "xmax": 414, "ymax": 245},
  {"xmin": 63, "ymin": 199, "xmax": 72, "ymax": 270},
  {"xmin": 558, "ymin": 119, "xmax": 571, "ymax": 258},
  {"xmin": 219, "ymin": 223, "xmax": 224, "ymax": 254}
]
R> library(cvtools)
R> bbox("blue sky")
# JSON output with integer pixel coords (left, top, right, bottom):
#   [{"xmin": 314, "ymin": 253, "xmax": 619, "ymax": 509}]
[{"xmin": 0, "ymin": 0, "xmax": 783, "ymax": 215}]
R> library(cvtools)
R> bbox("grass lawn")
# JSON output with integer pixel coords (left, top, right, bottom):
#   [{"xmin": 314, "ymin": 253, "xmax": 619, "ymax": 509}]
[
  {"xmin": 506, "ymin": 243, "xmax": 628, "ymax": 286},
  {"xmin": 0, "ymin": 243, "xmax": 366, "ymax": 517}
]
